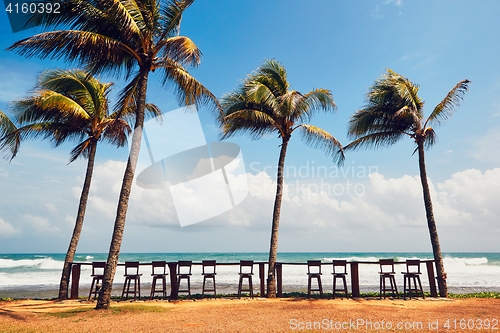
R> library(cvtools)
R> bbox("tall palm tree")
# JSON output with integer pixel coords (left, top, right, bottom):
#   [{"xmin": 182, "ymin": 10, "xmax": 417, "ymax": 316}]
[
  {"xmin": 221, "ymin": 59, "xmax": 344, "ymax": 298},
  {"xmin": 3, "ymin": 69, "xmax": 135, "ymax": 300},
  {"xmin": 8, "ymin": 0, "xmax": 219, "ymax": 309},
  {"xmin": 0, "ymin": 111, "xmax": 18, "ymax": 160},
  {"xmin": 346, "ymin": 69, "xmax": 470, "ymax": 297}
]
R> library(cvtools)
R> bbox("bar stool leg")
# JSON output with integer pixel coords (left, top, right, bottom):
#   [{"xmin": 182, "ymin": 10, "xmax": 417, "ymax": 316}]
[
  {"xmin": 249, "ymin": 277, "xmax": 253, "ymax": 298},
  {"xmin": 332, "ymin": 275, "xmax": 337, "ymax": 299},
  {"xmin": 318, "ymin": 277, "xmax": 323, "ymax": 297},
  {"xmin": 202, "ymin": 276, "xmax": 207, "ymax": 298},
  {"xmin": 417, "ymin": 276, "xmax": 425, "ymax": 298},
  {"xmin": 122, "ymin": 277, "xmax": 130, "ymax": 300}
]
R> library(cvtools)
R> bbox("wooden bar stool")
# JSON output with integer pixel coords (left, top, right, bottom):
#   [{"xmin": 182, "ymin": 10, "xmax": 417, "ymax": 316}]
[
  {"xmin": 121, "ymin": 261, "xmax": 142, "ymax": 301},
  {"xmin": 402, "ymin": 259, "xmax": 425, "ymax": 299},
  {"xmin": 201, "ymin": 260, "xmax": 217, "ymax": 298},
  {"xmin": 150, "ymin": 261, "xmax": 168, "ymax": 300},
  {"xmin": 177, "ymin": 261, "xmax": 192, "ymax": 297},
  {"xmin": 238, "ymin": 260, "xmax": 254, "ymax": 298},
  {"xmin": 307, "ymin": 260, "xmax": 323, "ymax": 298},
  {"xmin": 332, "ymin": 260, "xmax": 348, "ymax": 298},
  {"xmin": 379, "ymin": 259, "xmax": 398, "ymax": 299},
  {"xmin": 87, "ymin": 262, "xmax": 105, "ymax": 301}
]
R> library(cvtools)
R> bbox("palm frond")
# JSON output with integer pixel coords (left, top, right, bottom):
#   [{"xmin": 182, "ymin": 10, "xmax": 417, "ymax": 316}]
[
  {"xmin": 344, "ymin": 131, "xmax": 408, "ymax": 151},
  {"xmin": 0, "ymin": 112, "xmax": 19, "ymax": 160},
  {"xmin": 114, "ymin": 72, "xmax": 142, "ymax": 123},
  {"xmin": 8, "ymin": 30, "xmax": 138, "ymax": 77},
  {"xmin": 291, "ymin": 88, "xmax": 336, "ymax": 123},
  {"xmin": 256, "ymin": 59, "xmax": 289, "ymax": 96},
  {"xmin": 159, "ymin": 0, "xmax": 194, "ymax": 39},
  {"xmin": 222, "ymin": 109, "xmax": 278, "ymax": 140},
  {"xmin": 385, "ymin": 69, "xmax": 423, "ymax": 117},
  {"xmin": 425, "ymin": 79, "xmax": 471, "ymax": 127},
  {"xmin": 156, "ymin": 36, "xmax": 201, "ymax": 67},
  {"xmin": 101, "ymin": 118, "xmax": 131, "ymax": 148},
  {"xmin": 348, "ymin": 107, "xmax": 413, "ymax": 138},
  {"xmin": 244, "ymin": 81, "xmax": 279, "ymax": 112},
  {"xmin": 13, "ymin": 92, "xmax": 88, "ymax": 125},
  {"xmin": 423, "ymin": 127, "xmax": 437, "ymax": 149},
  {"xmin": 158, "ymin": 58, "xmax": 222, "ymax": 115},
  {"xmin": 69, "ymin": 138, "xmax": 93, "ymax": 162},
  {"xmin": 297, "ymin": 124, "xmax": 344, "ymax": 165}
]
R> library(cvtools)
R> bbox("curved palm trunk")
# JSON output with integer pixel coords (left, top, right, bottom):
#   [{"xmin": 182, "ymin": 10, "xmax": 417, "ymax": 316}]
[
  {"xmin": 96, "ymin": 69, "xmax": 149, "ymax": 310},
  {"xmin": 417, "ymin": 141, "xmax": 447, "ymax": 297},
  {"xmin": 267, "ymin": 137, "xmax": 289, "ymax": 298},
  {"xmin": 58, "ymin": 140, "xmax": 97, "ymax": 300}
]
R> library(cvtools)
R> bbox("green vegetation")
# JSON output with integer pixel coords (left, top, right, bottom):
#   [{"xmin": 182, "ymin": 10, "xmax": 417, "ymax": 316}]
[{"xmin": 448, "ymin": 292, "xmax": 500, "ymax": 299}]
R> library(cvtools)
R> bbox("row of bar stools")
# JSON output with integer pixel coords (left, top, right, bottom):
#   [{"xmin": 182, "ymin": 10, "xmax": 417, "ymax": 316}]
[
  {"xmin": 379, "ymin": 259, "xmax": 425, "ymax": 299},
  {"xmin": 175, "ymin": 260, "xmax": 218, "ymax": 298},
  {"xmin": 402, "ymin": 259, "xmax": 425, "ymax": 299},
  {"xmin": 306, "ymin": 260, "xmax": 350, "ymax": 298}
]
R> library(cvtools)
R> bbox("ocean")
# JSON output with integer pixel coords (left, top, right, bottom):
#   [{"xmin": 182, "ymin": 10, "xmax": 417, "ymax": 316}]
[{"xmin": 1, "ymin": 252, "xmax": 499, "ymax": 299}]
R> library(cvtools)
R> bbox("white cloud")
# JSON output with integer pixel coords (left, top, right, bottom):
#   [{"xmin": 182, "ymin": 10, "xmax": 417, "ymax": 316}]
[
  {"xmin": 24, "ymin": 214, "xmax": 60, "ymax": 234},
  {"xmin": 0, "ymin": 218, "xmax": 21, "ymax": 238}
]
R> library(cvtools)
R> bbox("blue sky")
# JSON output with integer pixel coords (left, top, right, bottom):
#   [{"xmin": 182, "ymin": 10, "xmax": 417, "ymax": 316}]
[{"xmin": 0, "ymin": 0, "xmax": 499, "ymax": 254}]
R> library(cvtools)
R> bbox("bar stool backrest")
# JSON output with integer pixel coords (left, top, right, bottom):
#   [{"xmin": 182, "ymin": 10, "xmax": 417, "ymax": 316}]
[
  {"xmin": 405, "ymin": 259, "xmax": 421, "ymax": 274},
  {"xmin": 92, "ymin": 262, "xmax": 106, "ymax": 276},
  {"xmin": 202, "ymin": 260, "xmax": 216, "ymax": 275},
  {"xmin": 379, "ymin": 259, "xmax": 395, "ymax": 274},
  {"xmin": 307, "ymin": 260, "xmax": 322, "ymax": 275},
  {"xmin": 124, "ymin": 261, "xmax": 140, "ymax": 276},
  {"xmin": 332, "ymin": 260, "xmax": 347, "ymax": 274},
  {"xmin": 239, "ymin": 260, "xmax": 254, "ymax": 275},
  {"xmin": 151, "ymin": 261, "xmax": 167, "ymax": 275},
  {"xmin": 177, "ymin": 261, "xmax": 192, "ymax": 275}
]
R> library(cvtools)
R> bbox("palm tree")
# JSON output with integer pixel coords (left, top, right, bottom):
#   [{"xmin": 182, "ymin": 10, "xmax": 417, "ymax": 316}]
[
  {"xmin": 221, "ymin": 59, "xmax": 344, "ymax": 298},
  {"xmin": 0, "ymin": 111, "xmax": 18, "ymax": 160},
  {"xmin": 3, "ymin": 69, "xmax": 135, "ymax": 300},
  {"xmin": 8, "ymin": 0, "xmax": 219, "ymax": 309},
  {"xmin": 346, "ymin": 69, "xmax": 470, "ymax": 297}
]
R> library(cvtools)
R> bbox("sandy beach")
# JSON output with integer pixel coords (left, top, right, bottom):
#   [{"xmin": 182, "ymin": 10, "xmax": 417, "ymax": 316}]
[{"xmin": 1, "ymin": 297, "xmax": 499, "ymax": 332}]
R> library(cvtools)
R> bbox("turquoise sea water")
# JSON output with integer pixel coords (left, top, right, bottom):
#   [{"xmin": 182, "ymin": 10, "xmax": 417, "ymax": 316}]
[{"xmin": 1, "ymin": 252, "xmax": 499, "ymax": 298}]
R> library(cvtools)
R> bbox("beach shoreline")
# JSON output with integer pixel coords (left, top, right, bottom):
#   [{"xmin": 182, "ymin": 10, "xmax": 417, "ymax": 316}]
[{"xmin": 1, "ymin": 297, "xmax": 499, "ymax": 332}]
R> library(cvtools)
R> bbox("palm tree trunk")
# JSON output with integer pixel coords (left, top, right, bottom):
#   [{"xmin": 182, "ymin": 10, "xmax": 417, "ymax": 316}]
[
  {"xmin": 95, "ymin": 69, "xmax": 149, "ymax": 310},
  {"xmin": 58, "ymin": 140, "xmax": 98, "ymax": 300},
  {"xmin": 417, "ymin": 141, "xmax": 447, "ymax": 297},
  {"xmin": 267, "ymin": 137, "xmax": 289, "ymax": 298}
]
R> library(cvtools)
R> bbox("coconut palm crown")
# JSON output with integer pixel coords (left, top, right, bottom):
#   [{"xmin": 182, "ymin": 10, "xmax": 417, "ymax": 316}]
[
  {"xmin": 221, "ymin": 59, "xmax": 344, "ymax": 297},
  {"xmin": 346, "ymin": 69, "xmax": 470, "ymax": 297}
]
